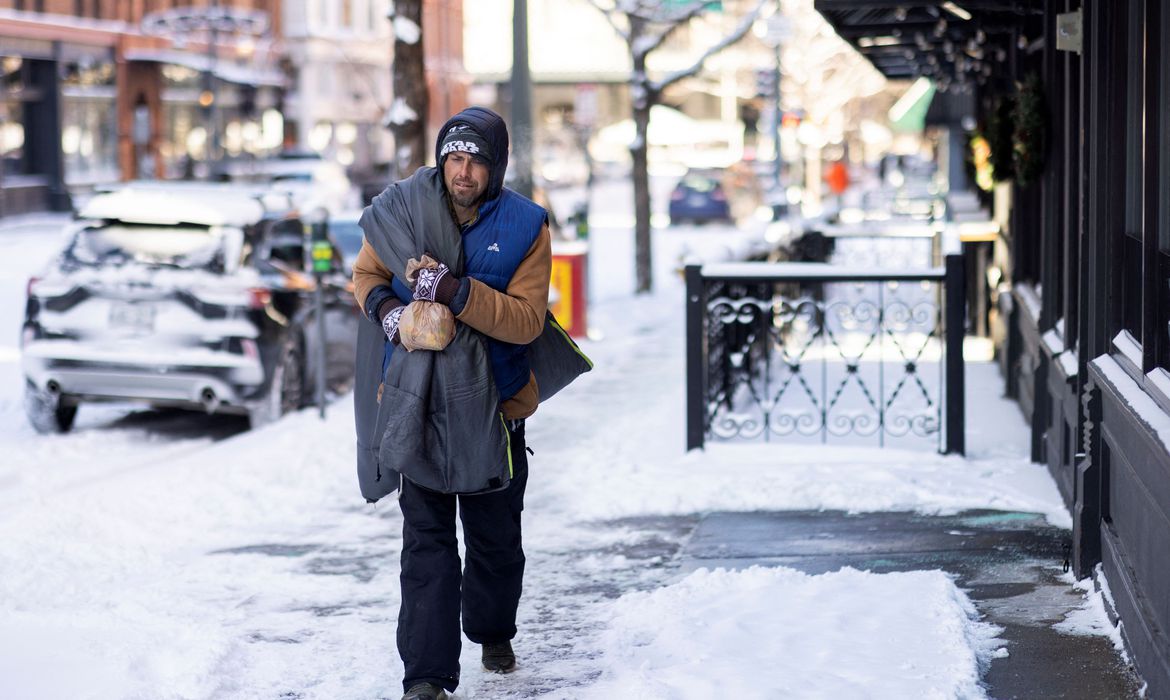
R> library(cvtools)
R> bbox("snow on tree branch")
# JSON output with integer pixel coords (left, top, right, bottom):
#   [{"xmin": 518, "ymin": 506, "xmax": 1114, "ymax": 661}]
[
  {"xmin": 394, "ymin": 15, "xmax": 421, "ymax": 44},
  {"xmin": 383, "ymin": 97, "xmax": 418, "ymax": 128},
  {"xmin": 633, "ymin": 3, "xmax": 707, "ymax": 59},
  {"xmin": 649, "ymin": 0, "xmax": 768, "ymax": 93}
]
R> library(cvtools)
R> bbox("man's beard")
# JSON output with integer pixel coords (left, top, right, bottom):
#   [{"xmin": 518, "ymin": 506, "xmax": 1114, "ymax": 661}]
[{"xmin": 450, "ymin": 190, "xmax": 482, "ymax": 209}]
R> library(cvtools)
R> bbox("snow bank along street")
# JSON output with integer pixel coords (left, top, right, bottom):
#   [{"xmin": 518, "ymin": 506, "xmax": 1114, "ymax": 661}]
[{"xmin": 0, "ymin": 214, "xmax": 1134, "ymax": 698}]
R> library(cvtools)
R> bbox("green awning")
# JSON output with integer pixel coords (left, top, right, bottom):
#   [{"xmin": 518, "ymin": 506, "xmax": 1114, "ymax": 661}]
[{"xmin": 888, "ymin": 78, "xmax": 935, "ymax": 133}]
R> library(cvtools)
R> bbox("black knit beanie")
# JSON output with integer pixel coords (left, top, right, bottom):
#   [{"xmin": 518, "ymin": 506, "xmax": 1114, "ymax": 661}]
[
  {"xmin": 439, "ymin": 124, "xmax": 492, "ymax": 164},
  {"xmin": 434, "ymin": 106, "xmax": 509, "ymax": 201}
]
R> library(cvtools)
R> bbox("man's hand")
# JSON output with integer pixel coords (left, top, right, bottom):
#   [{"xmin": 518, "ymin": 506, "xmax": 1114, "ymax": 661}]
[
  {"xmin": 381, "ymin": 304, "xmax": 406, "ymax": 345},
  {"xmin": 410, "ymin": 256, "xmax": 461, "ymax": 305}
]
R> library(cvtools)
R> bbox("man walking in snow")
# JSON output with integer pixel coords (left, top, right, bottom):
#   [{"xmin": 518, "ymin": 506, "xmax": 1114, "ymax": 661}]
[{"xmin": 351, "ymin": 106, "xmax": 552, "ymax": 700}]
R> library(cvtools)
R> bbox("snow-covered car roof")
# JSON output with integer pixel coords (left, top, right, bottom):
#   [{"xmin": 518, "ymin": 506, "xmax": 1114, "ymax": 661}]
[{"xmin": 78, "ymin": 183, "xmax": 279, "ymax": 228}]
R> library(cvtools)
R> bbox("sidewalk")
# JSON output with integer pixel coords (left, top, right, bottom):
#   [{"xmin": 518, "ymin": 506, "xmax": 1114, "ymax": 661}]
[
  {"xmin": 0, "ymin": 211, "xmax": 71, "ymax": 235},
  {"xmin": 679, "ymin": 509, "xmax": 1142, "ymax": 699}
]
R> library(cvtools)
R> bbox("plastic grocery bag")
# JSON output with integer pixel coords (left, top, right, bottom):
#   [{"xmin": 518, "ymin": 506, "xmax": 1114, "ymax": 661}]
[{"xmin": 398, "ymin": 301, "xmax": 455, "ymax": 352}]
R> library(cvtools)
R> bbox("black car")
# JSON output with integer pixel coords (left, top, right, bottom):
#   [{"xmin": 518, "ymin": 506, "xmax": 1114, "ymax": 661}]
[
  {"xmin": 21, "ymin": 183, "xmax": 359, "ymax": 433},
  {"xmin": 328, "ymin": 211, "xmax": 366, "ymax": 275}
]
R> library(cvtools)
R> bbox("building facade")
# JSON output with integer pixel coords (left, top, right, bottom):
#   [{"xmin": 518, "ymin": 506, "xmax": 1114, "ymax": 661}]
[
  {"xmin": 818, "ymin": 1, "xmax": 1170, "ymax": 696},
  {"xmin": 281, "ymin": 0, "xmax": 392, "ymax": 176},
  {"xmin": 0, "ymin": 0, "xmax": 466, "ymax": 215},
  {"xmin": 1, "ymin": 0, "xmax": 286, "ymax": 214}
]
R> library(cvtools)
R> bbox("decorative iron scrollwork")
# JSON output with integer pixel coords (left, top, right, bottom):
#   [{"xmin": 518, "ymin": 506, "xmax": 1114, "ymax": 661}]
[{"xmin": 704, "ymin": 280, "xmax": 943, "ymax": 449}]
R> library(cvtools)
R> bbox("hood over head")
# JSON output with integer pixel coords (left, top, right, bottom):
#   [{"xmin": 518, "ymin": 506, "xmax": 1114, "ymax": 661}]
[{"xmin": 435, "ymin": 106, "xmax": 509, "ymax": 202}]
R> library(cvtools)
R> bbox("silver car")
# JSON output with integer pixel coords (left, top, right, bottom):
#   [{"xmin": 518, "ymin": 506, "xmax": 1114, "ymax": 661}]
[{"xmin": 21, "ymin": 183, "xmax": 359, "ymax": 433}]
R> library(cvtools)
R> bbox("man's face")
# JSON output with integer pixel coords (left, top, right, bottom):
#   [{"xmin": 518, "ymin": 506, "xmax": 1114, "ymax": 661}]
[{"xmin": 443, "ymin": 151, "xmax": 490, "ymax": 210}]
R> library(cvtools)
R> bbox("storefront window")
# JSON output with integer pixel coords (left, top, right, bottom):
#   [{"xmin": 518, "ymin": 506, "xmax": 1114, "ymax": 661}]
[
  {"xmin": 161, "ymin": 64, "xmax": 204, "ymax": 178},
  {"xmin": 60, "ymin": 55, "xmax": 118, "ymax": 185},
  {"xmin": 1161, "ymin": 0, "xmax": 1170, "ymax": 255},
  {"xmin": 1, "ymin": 56, "xmax": 27, "ymax": 177}
]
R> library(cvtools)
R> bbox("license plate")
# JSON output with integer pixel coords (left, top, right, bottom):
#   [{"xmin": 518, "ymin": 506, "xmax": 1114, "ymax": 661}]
[
  {"xmin": 109, "ymin": 302, "xmax": 155, "ymax": 332},
  {"xmin": 688, "ymin": 195, "xmax": 705, "ymax": 206}
]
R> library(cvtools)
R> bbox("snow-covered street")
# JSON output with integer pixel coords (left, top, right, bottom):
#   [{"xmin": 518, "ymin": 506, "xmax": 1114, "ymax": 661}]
[{"xmin": 0, "ymin": 203, "xmax": 1123, "ymax": 699}]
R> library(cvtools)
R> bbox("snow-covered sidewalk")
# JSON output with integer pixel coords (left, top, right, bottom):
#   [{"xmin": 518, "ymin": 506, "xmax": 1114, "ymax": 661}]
[{"xmin": 0, "ymin": 214, "xmax": 1117, "ymax": 699}]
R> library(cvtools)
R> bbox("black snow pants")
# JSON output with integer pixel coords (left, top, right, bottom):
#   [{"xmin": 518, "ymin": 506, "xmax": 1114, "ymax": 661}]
[{"xmin": 397, "ymin": 421, "xmax": 529, "ymax": 693}]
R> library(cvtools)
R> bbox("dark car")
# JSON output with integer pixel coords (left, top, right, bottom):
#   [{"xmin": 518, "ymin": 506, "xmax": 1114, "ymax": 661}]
[
  {"xmin": 668, "ymin": 169, "xmax": 732, "ymax": 225},
  {"xmin": 328, "ymin": 211, "xmax": 366, "ymax": 276},
  {"xmin": 20, "ymin": 183, "xmax": 360, "ymax": 433}
]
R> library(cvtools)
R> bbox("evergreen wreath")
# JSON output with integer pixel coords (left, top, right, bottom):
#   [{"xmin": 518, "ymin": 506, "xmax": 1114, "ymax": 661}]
[
  {"xmin": 1012, "ymin": 72, "xmax": 1047, "ymax": 187},
  {"xmin": 986, "ymin": 93, "xmax": 1016, "ymax": 183}
]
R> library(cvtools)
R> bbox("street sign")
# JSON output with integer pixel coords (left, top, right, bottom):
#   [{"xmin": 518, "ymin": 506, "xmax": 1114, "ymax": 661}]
[
  {"xmin": 574, "ymin": 84, "xmax": 598, "ymax": 128},
  {"xmin": 663, "ymin": 0, "xmax": 723, "ymax": 13}
]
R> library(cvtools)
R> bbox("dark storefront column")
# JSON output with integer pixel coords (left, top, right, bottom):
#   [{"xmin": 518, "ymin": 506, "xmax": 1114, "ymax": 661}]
[
  {"xmin": 1075, "ymin": 0, "xmax": 1126, "ymax": 580},
  {"xmin": 22, "ymin": 58, "xmax": 69, "ymax": 211}
]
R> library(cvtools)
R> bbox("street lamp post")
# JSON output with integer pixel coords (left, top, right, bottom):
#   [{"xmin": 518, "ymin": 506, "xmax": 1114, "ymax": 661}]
[
  {"xmin": 201, "ymin": 10, "xmax": 219, "ymax": 174},
  {"xmin": 760, "ymin": 5, "xmax": 790, "ymax": 191},
  {"xmin": 511, "ymin": 0, "xmax": 534, "ymax": 200}
]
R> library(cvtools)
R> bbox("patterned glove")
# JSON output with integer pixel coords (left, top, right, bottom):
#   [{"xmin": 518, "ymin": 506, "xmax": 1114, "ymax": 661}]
[
  {"xmin": 413, "ymin": 261, "xmax": 461, "ymax": 305},
  {"xmin": 381, "ymin": 304, "xmax": 406, "ymax": 345}
]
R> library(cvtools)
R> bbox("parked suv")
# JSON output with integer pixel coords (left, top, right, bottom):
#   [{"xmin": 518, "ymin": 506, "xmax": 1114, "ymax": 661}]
[{"xmin": 21, "ymin": 182, "xmax": 359, "ymax": 433}]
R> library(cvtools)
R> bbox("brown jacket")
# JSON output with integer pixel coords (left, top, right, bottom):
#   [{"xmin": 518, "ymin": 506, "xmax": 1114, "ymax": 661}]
[{"xmin": 352, "ymin": 223, "xmax": 552, "ymax": 419}]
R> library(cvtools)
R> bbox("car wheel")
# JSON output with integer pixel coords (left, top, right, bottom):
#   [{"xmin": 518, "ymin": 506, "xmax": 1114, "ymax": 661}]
[
  {"xmin": 24, "ymin": 382, "xmax": 77, "ymax": 434},
  {"xmin": 248, "ymin": 341, "xmax": 304, "ymax": 429}
]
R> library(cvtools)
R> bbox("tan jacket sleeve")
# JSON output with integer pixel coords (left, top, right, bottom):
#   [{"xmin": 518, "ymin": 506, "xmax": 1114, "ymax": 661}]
[
  {"xmin": 455, "ymin": 223, "xmax": 552, "ymax": 345},
  {"xmin": 351, "ymin": 238, "xmax": 394, "ymax": 310}
]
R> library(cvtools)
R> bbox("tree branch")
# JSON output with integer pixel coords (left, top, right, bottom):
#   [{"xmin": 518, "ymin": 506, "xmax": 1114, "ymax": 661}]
[
  {"xmin": 649, "ymin": 0, "xmax": 768, "ymax": 93},
  {"xmin": 634, "ymin": 2, "xmax": 710, "ymax": 57}
]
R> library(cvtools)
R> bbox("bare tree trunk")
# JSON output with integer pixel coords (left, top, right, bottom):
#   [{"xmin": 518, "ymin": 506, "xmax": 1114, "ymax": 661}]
[
  {"xmin": 390, "ymin": 0, "xmax": 428, "ymax": 176},
  {"xmin": 630, "ymin": 18, "xmax": 653, "ymax": 295},
  {"xmin": 632, "ymin": 101, "xmax": 653, "ymax": 294}
]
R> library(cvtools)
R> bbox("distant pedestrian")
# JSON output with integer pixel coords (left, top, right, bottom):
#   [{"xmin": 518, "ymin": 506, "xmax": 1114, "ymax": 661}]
[
  {"xmin": 351, "ymin": 106, "xmax": 552, "ymax": 700},
  {"xmin": 826, "ymin": 160, "xmax": 850, "ymax": 196}
]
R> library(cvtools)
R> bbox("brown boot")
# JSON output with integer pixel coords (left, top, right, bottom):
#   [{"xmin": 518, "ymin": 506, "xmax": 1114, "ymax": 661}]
[
  {"xmin": 402, "ymin": 682, "xmax": 447, "ymax": 700},
  {"xmin": 481, "ymin": 640, "xmax": 517, "ymax": 673}
]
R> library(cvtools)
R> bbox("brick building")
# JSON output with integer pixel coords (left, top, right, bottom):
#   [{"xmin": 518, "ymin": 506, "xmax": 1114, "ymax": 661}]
[{"xmin": 0, "ymin": 1, "xmax": 285, "ymax": 215}]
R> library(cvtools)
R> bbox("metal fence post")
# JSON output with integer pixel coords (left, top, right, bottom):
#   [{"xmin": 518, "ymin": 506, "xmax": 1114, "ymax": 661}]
[
  {"xmin": 944, "ymin": 252, "xmax": 966, "ymax": 454},
  {"xmin": 686, "ymin": 264, "xmax": 705, "ymax": 451}
]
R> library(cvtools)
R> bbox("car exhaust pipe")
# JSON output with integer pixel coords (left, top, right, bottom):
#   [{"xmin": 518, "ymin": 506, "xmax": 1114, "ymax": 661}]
[{"xmin": 200, "ymin": 387, "xmax": 220, "ymax": 414}]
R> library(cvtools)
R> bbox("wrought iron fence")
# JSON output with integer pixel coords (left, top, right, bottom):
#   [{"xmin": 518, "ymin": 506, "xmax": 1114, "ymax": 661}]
[{"xmin": 685, "ymin": 256, "xmax": 966, "ymax": 454}]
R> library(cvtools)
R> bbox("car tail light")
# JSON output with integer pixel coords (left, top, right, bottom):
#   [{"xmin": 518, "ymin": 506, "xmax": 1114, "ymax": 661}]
[
  {"xmin": 26, "ymin": 276, "xmax": 40, "ymax": 298},
  {"xmin": 21, "ymin": 326, "xmax": 35, "ymax": 348},
  {"xmin": 671, "ymin": 190, "xmax": 685, "ymax": 201},
  {"xmin": 248, "ymin": 288, "xmax": 272, "ymax": 309},
  {"xmin": 712, "ymin": 189, "xmax": 727, "ymax": 201}
]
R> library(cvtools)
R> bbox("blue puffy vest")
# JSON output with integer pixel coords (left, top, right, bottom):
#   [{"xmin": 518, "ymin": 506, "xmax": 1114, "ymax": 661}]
[{"xmin": 384, "ymin": 189, "xmax": 546, "ymax": 400}]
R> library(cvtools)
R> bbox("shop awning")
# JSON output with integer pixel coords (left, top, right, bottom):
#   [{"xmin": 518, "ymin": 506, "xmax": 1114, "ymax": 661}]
[
  {"xmin": 887, "ymin": 77, "xmax": 935, "ymax": 132},
  {"xmin": 123, "ymin": 48, "xmax": 286, "ymax": 88},
  {"xmin": 813, "ymin": 1, "xmax": 1040, "ymax": 83}
]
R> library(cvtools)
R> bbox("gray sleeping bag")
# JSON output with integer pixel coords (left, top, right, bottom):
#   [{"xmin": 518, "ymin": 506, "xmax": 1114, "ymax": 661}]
[{"xmin": 353, "ymin": 168, "xmax": 592, "ymax": 503}]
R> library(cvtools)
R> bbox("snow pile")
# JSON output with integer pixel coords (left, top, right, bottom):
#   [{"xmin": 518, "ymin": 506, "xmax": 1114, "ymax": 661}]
[
  {"xmin": 1055, "ymin": 566, "xmax": 1128, "ymax": 659},
  {"xmin": 584, "ymin": 566, "xmax": 1002, "ymax": 699},
  {"xmin": 0, "ymin": 408, "xmax": 396, "ymax": 700}
]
